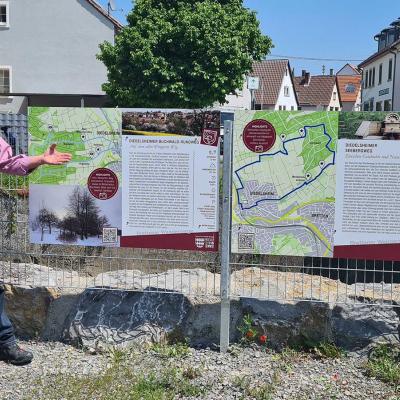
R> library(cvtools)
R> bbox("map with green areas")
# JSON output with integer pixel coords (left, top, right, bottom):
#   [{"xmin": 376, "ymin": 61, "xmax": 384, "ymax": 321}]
[
  {"xmin": 231, "ymin": 111, "xmax": 338, "ymax": 258},
  {"xmin": 28, "ymin": 107, "xmax": 121, "ymax": 186}
]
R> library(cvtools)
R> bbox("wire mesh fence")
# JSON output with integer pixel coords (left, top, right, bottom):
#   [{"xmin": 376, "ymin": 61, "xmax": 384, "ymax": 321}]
[
  {"xmin": 0, "ymin": 116, "xmax": 399, "ymax": 307},
  {"xmin": 229, "ymin": 254, "xmax": 400, "ymax": 306},
  {"xmin": 1, "ymin": 175, "xmax": 399, "ymax": 306}
]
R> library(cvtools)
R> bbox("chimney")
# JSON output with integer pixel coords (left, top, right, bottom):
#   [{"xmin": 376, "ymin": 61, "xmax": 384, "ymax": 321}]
[
  {"xmin": 330, "ymin": 68, "xmax": 334, "ymax": 76},
  {"xmin": 303, "ymin": 72, "xmax": 311, "ymax": 86},
  {"xmin": 302, "ymin": 69, "xmax": 307, "ymax": 77}
]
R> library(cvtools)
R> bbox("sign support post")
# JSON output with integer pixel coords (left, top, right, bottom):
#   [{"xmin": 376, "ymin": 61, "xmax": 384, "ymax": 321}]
[{"xmin": 220, "ymin": 119, "xmax": 233, "ymax": 353}]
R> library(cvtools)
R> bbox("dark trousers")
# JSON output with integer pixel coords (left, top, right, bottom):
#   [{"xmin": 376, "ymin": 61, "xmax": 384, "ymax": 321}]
[{"xmin": 0, "ymin": 287, "xmax": 15, "ymax": 346}]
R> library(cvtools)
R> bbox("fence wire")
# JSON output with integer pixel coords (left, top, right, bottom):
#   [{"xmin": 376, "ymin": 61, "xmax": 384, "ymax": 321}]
[{"xmin": 0, "ymin": 118, "xmax": 399, "ymax": 307}]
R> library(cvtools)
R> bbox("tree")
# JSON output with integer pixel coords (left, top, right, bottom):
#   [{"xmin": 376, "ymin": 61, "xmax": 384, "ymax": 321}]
[
  {"xmin": 35, "ymin": 207, "xmax": 59, "ymax": 241},
  {"xmin": 98, "ymin": 0, "xmax": 272, "ymax": 108},
  {"xmin": 67, "ymin": 187, "xmax": 102, "ymax": 240}
]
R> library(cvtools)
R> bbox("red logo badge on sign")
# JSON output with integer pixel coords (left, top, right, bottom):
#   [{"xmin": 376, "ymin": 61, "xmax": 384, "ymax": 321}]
[
  {"xmin": 87, "ymin": 168, "xmax": 119, "ymax": 200},
  {"xmin": 242, "ymin": 119, "xmax": 276, "ymax": 153},
  {"xmin": 201, "ymin": 129, "xmax": 219, "ymax": 147}
]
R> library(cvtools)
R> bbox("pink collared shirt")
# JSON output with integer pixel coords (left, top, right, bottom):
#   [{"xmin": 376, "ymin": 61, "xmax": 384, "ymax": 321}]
[{"xmin": 0, "ymin": 136, "xmax": 32, "ymax": 176}]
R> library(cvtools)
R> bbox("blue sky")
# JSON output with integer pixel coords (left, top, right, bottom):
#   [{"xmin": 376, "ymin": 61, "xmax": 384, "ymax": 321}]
[{"xmin": 98, "ymin": 0, "xmax": 399, "ymax": 75}]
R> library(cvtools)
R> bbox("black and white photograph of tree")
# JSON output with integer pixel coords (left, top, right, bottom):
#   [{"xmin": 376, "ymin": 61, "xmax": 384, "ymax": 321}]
[{"xmin": 29, "ymin": 185, "xmax": 121, "ymax": 246}]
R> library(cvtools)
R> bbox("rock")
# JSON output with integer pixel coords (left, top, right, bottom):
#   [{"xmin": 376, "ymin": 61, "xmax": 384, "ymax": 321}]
[
  {"xmin": 183, "ymin": 297, "xmax": 242, "ymax": 346},
  {"xmin": 3, "ymin": 284, "xmax": 61, "ymax": 339},
  {"xmin": 62, "ymin": 289, "xmax": 192, "ymax": 348},
  {"xmin": 94, "ymin": 268, "xmax": 220, "ymax": 296},
  {"xmin": 332, "ymin": 302, "xmax": 400, "ymax": 351},
  {"xmin": 0, "ymin": 263, "xmax": 399, "ymax": 351},
  {"xmin": 42, "ymin": 290, "xmax": 82, "ymax": 341},
  {"xmin": 240, "ymin": 298, "xmax": 332, "ymax": 349},
  {"xmin": 0, "ymin": 262, "xmax": 81, "ymax": 288}
]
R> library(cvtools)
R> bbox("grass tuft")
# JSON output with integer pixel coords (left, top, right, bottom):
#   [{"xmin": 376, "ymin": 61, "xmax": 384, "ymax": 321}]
[
  {"xmin": 365, "ymin": 344, "xmax": 400, "ymax": 385},
  {"xmin": 28, "ymin": 354, "xmax": 205, "ymax": 400},
  {"xmin": 149, "ymin": 341, "xmax": 191, "ymax": 359}
]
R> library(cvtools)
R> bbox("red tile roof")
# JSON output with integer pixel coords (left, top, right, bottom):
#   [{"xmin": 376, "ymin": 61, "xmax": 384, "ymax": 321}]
[
  {"xmin": 85, "ymin": 0, "xmax": 123, "ymax": 30},
  {"xmin": 336, "ymin": 76, "xmax": 362, "ymax": 103},
  {"xmin": 250, "ymin": 60, "xmax": 290, "ymax": 106},
  {"xmin": 294, "ymin": 75, "xmax": 337, "ymax": 107}
]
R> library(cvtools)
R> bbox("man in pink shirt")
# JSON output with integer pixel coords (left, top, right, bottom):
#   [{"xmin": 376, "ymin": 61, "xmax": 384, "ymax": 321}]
[{"xmin": 0, "ymin": 136, "xmax": 71, "ymax": 365}]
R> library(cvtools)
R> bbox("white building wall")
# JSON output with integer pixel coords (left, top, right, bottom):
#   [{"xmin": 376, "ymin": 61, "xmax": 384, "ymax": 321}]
[
  {"xmin": 328, "ymin": 83, "xmax": 341, "ymax": 110},
  {"xmin": 0, "ymin": 0, "xmax": 115, "ymax": 95},
  {"xmin": 393, "ymin": 48, "xmax": 400, "ymax": 111},
  {"xmin": 361, "ymin": 53, "xmax": 395, "ymax": 111},
  {"xmin": 274, "ymin": 67, "xmax": 298, "ymax": 110},
  {"xmin": 219, "ymin": 80, "xmax": 251, "ymax": 110}
]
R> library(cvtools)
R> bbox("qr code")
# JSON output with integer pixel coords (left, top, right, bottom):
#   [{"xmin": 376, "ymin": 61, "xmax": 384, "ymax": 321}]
[
  {"xmin": 238, "ymin": 233, "xmax": 255, "ymax": 251},
  {"xmin": 102, "ymin": 228, "xmax": 118, "ymax": 244}
]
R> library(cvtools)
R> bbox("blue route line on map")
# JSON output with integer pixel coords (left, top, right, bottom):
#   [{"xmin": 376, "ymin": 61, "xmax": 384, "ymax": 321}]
[{"xmin": 235, "ymin": 124, "xmax": 336, "ymax": 211}]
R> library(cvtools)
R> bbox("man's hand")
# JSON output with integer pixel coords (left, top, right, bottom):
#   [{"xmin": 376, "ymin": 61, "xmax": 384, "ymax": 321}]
[{"xmin": 42, "ymin": 144, "xmax": 72, "ymax": 165}]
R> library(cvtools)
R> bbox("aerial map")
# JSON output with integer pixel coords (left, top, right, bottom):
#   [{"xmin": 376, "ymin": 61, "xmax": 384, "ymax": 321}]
[
  {"xmin": 28, "ymin": 107, "xmax": 122, "ymax": 247},
  {"xmin": 28, "ymin": 107, "xmax": 121, "ymax": 185},
  {"xmin": 231, "ymin": 111, "xmax": 338, "ymax": 258}
]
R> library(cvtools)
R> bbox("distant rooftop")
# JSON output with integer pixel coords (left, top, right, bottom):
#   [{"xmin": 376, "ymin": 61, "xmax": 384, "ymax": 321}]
[
  {"xmin": 250, "ymin": 59, "xmax": 293, "ymax": 106},
  {"xmin": 374, "ymin": 18, "xmax": 400, "ymax": 52},
  {"xmin": 294, "ymin": 74, "xmax": 337, "ymax": 107}
]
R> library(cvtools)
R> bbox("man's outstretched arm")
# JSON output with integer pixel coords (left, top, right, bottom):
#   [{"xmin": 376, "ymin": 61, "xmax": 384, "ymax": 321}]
[{"xmin": 0, "ymin": 138, "xmax": 72, "ymax": 176}]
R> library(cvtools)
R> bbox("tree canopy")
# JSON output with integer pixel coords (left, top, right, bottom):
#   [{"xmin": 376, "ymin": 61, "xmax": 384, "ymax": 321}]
[{"xmin": 98, "ymin": 0, "xmax": 272, "ymax": 108}]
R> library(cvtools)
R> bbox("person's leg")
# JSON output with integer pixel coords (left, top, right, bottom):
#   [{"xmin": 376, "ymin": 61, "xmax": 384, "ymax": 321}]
[
  {"xmin": 0, "ymin": 286, "xmax": 16, "ymax": 346},
  {"xmin": 0, "ymin": 286, "xmax": 33, "ymax": 365}
]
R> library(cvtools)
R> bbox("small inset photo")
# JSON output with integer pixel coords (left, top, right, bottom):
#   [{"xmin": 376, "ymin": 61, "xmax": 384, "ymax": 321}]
[{"xmin": 29, "ymin": 184, "xmax": 122, "ymax": 246}]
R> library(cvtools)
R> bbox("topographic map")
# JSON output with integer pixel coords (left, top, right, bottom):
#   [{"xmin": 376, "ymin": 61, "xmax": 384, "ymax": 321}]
[
  {"xmin": 28, "ymin": 107, "xmax": 121, "ymax": 185},
  {"xmin": 231, "ymin": 111, "xmax": 338, "ymax": 257}
]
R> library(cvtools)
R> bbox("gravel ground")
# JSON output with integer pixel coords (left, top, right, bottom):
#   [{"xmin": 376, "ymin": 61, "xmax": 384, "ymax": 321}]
[{"xmin": 0, "ymin": 340, "xmax": 398, "ymax": 400}]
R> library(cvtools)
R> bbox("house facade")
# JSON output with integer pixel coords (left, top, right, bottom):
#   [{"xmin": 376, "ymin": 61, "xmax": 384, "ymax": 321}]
[
  {"xmin": 252, "ymin": 60, "xmax": 298, "ymax": 111},
  {"xmin": 336, "ymin": 64, "xmax": 362, "ymax": 111},
  {"xmin": 359, "ymin": 19, "xmax": 400, "ymax": 112},
  {"xmin": 294, "ymin": 71, "xmax": 341, "ymax": 111},
  {"xmin": 0, "ymin": 0, "xmax": 121, "ymax": 114},
  {"xmin": 219, "ymin": 80, "xmax": 252, "ymax": 110},
  {"xmin": 219, "ymin": 60, "xmax": 298, "ymax": 111}
]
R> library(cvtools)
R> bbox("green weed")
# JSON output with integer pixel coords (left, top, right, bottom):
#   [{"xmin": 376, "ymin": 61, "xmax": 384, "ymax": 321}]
[{"xmin": 365, "ymin": 344, "xmax": 400, "ymax": 385}]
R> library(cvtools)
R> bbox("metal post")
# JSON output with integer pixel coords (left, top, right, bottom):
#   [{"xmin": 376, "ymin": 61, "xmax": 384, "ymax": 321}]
[{"xmin": 220, "ymin": 119, "xmax": 233, "ymax": 353}]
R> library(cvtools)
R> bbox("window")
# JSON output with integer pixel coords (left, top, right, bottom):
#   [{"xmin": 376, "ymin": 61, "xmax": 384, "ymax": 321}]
[
  {"xmin": 333, "ymin": 92, "xmax": 337, "ymax": 101},
  {"xmin": 372, "ymin": 67, "xmax": 376, "ymax": 86},
  {"xmin": 278, "ymin": 105, "xmax": 282, "ymax": 110},
  {"xmin": 379, "ymin": 64, "xmax": 383, "ymax": 85},
  {"xmin": 345, "ymin": 83, "xmax": 356, "ymax": 93},
  {"xmin": 384, "ymin": 99, "xmax": 392, "ymax": 111},
  {"xmin": 335, "ymin": 107, "xmax": 339, "ymax": 111},
  {"xmin": 376, "ymin": 101, "xmax": 382, "ymax": 111},
  {"xmin": 388, "ymin": 59, "xmax": 393, "ymax": 81},
  {"xmin": 0, "ymin": 1, "xmax": 9, "ymax": 27},
  {"xmin": 369, "ymin": 69, "xmax": 372, "ymax": 87},
  {"xmin": 291, "ymin": 106, "xmax": 295, "ymax": 111},
  {"xmin": 365, "ymin": 70, "xmax": 369, "ymax": 88},
  {"xmin": 330, "ymin": 107, "xmax": 334, "ymax": 111},
  {"xmin": 369, "ymin": 99, "xmax": 374, "ymax": 111},
  {"xmin": 0, "ymin": 68, "xmax": 10, "ymax": 93},
  {"xmin": 284, "ymin": 86, "xmax": 290, "ymax": 97},
  {"xmin": 363, "ymin": 102, "xmax": 369, "ymax": 111},
  {"xmin": 282, "ymin": 105, "xmax": 286, "ymax": 110}
]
